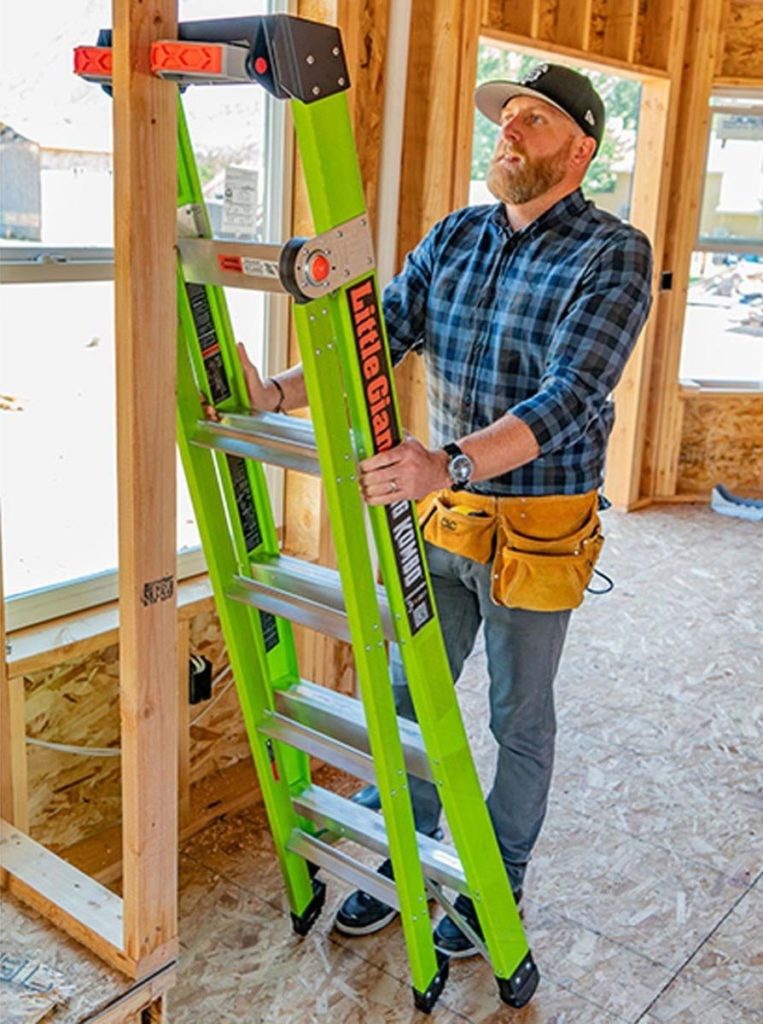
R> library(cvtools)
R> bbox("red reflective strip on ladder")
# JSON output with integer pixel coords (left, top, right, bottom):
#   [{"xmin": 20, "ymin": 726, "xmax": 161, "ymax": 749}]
[
  {"xmin": 218, "ymin": 255, "xmax": 244, "ymax": 274},
  {"xmin": 150, "ymin": 42, "xmax": 224, "ymax": 74},
  {"xmin": 73, "ymin": 47, "xmax": 113, "ymax": 77}
]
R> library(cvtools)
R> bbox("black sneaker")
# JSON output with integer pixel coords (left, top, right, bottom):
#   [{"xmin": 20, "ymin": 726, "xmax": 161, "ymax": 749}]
[
  {"xmin": 434, "ymin": 891, "xmax": 523, "ymax": 959},
  {"xmin": 333, "ymin": 857, "xmax": 397, "ymax": 936},
  {"xmin": 333, "ymin": 830, "xmax": 446, "ymax": 937}
]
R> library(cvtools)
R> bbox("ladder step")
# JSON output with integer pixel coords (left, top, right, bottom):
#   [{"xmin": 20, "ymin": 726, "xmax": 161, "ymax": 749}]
[
  {"xmin": 178, "ymin": 238, "xmax": 286, "ymax": 292},
  {"xmin": 192, "ymin": 410, "xmax": 320, "ymax": 475},
  {"xmin": 293, "ymin": 784, "xmax": 468, "ymax": 896},
  {"xmin": 227, "ymin": 555, "xmax": 396, "ymax": 643},
  {"xmin": 287, "ymin": 830, "xmax": 400, "ymax": 908},
  {"xmin": 259, "ymin": 711, "xmax": 376, "ymax": 784},
  {"xmin": 274, "ymin": 680, "xmax": 433, "ymax": 783}
]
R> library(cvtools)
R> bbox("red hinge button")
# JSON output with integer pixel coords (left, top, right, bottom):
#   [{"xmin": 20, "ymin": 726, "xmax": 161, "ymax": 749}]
[{"xmin": 307, "ymin": 252, "xmax": 331, "ymax": 285}]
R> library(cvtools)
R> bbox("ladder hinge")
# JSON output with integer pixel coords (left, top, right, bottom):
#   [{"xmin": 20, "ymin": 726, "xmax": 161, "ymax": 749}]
[{"xmin": 279, "ymin": 214, "xmax": 375, "ymax": 303}]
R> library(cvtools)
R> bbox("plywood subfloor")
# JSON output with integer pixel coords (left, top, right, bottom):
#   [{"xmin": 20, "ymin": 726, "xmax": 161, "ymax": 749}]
[
  {"xmin": 170, "ymin": 505, "xmax": 762, "ymax": 1022},
  {"xmin": 0, "ymin": 892, "xmax": 173, "ymax": 1023}
]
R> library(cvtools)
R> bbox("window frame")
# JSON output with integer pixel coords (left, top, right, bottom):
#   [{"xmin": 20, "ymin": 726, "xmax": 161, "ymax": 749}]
[
  {"xmin": 678, "ymin": 87, "xmax": 763, "ymax": 393},
  {"xmin": 2, "ymin": 22, "xmax": 292, "ymax": 633}
]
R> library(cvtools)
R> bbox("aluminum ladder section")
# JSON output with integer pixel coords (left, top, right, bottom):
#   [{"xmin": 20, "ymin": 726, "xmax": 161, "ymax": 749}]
[{"xmin": 75, "ymin": 15, "xmax": 537, "ymax": 1012}]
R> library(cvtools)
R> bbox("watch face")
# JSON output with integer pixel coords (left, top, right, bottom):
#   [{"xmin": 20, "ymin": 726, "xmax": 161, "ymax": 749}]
[{"xmin": 450, "ymin": 453, "xmax": 473, "ymax": 485}]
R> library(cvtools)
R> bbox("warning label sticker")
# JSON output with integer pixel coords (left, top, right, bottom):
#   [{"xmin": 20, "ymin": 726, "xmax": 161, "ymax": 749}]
[
  {"xmin": 226, "ymin": 454, "xmax": 263, "ymax": 552},
  {"xmin": 186, "ymin": 282, "xmax": 231, "ymax": 404}
]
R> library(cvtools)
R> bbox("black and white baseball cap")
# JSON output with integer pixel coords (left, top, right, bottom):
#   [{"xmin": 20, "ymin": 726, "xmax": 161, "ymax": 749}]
[{"xmin": 475, "ymin": 63, "xmax": 605, "ymax": 152}]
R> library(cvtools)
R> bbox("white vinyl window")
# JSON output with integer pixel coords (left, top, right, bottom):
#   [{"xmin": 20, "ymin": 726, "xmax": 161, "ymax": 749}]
[
  {"xmin": 679, "ymin": 91, "xmax": 763, "ymax": 390},
  {"xmin": 1, "ymin": 0, "xmax": 290, "ymax": 630}
]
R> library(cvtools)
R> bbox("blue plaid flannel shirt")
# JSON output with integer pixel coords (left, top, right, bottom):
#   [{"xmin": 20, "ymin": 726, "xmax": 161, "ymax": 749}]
[{"xmin": 382, "ymin": 188, "xmax": 654, "ymax": 495}]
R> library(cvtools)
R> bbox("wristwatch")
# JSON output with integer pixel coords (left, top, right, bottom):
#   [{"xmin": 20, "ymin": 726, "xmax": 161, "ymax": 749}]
[{"xmin": 443, "ymin": 442, "xmax": 474, "ymax": 492}]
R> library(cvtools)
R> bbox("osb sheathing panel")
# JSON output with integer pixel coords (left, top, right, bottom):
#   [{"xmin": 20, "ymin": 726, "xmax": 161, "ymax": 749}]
[
  {"xmin": 537, "ymin": 0, "xmax": 560, "ymax": 41},
  {"xmin": 25, "ymin": 645, "xmax": 122, "ymax": 852},
  {"xmin": 169, "ymin": 506, "xmax": 762, "ymax": 1022},
  {"xmin": 589, "ymin": 0, "xmax": 609, "ymax": 53},
  {"xmin": 721, "ymin": 1, "xmax": 763, "ymax": 76},
  {"xmin": 0, "ymin": 892, "xmax": 128, "ymax": 1024},
  {"xmin": 186, "ymin": 610, "xmax": 248, "ymax": 787},
  {"xmin": 677, "ymin": 396, "xmax": 763, "ymax": 495},
  {"xmin": 22, "ymin": 610, "xmax": 251, "ymax": 852}
]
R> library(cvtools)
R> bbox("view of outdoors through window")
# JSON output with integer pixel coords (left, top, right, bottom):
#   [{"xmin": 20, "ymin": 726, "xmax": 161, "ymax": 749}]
[
  {"xmin": 1, "ymin": 1, "xmax": 279, "ymax": 619},
  {"xmin": 680, "ymin": 94, "xmax": 763, "ymax": 388},
  {"xmin": 471, "ymin": 44, "xmax": 641, "ymax": 221}
]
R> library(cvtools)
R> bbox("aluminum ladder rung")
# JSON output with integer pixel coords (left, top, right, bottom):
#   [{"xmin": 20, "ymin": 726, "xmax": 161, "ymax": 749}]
[
  {"xmin": 192, "ymin": 410, "xmax": 320, "ymax": 475},
  {"xmin": 274, "ymin": 680, "xmax": 433, "ymax": 783},
  {"xmin": 259, "ymin": 711, "xmax": 376, "ymax": 784},
  {"xmin": 287, "ymin": 830, "xmax": 400, "ymax": 908},
  {"xmin": 178, "ymin": 237, "xmax": 286, "ymax": 292},
  {"xmin": 227, "ymin": 555, "xmax": 396, "ymax": 643},
  {"xmin": 293, "ymin": 784, "xmax": 468, "ymax": 895}
]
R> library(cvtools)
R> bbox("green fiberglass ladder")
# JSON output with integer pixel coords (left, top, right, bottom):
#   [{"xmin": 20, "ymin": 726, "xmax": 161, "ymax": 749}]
[{"xmin": 75, "ymin": 15, "xmax": 537, "ymax": 1012}]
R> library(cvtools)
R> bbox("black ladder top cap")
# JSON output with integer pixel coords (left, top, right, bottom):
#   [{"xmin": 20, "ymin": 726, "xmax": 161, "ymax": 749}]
[{"xmin": 95, "ymin": 14, "xmax": 350, "ymax": 102}]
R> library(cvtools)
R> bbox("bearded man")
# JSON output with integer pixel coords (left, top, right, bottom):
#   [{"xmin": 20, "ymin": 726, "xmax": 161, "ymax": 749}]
[{"xmin": 239, "ymin": 64, "xmax": 653, "ymax": 956}]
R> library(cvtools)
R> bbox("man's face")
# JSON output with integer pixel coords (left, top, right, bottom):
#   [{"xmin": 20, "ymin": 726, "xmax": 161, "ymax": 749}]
[{"xmin": 486, "ymin": 95, "xmax": 582, "ymax": 205}]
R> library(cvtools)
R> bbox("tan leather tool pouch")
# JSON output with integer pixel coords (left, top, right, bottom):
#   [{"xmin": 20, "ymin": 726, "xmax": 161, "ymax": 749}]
[
  {"xmin": 490, "ymin": 491, "xmax": 604, "ymax": 612},
  {"xmin": 417, "ymin": 489, "xmax": 497, "ymax": 564}
]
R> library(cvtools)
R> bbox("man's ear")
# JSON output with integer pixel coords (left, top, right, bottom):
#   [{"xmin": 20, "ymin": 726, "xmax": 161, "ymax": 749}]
[{"xmin": 573, "ymin": 134, "xmax": 597, "ymax": 168}]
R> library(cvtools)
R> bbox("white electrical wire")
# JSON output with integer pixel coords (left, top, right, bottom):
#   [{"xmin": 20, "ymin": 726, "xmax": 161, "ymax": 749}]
[
  {"xmin": 24, "ymin": 663, "xmax": 235, "ymax": 756},
  {"xmin": 26, "ymin": 737, "xmax": 121, "ymax": 757}
]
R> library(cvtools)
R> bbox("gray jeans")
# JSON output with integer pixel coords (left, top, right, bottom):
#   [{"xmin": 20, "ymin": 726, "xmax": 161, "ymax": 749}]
[{"xmin": 391, "ymin": 541, "xmax": 571, "ymax": 894}]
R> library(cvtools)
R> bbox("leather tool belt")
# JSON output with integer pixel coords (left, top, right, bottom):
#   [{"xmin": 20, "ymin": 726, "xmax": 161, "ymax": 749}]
[{"xmin": 417, "ymin": 488, "xmax": 604, "ymax": 612}]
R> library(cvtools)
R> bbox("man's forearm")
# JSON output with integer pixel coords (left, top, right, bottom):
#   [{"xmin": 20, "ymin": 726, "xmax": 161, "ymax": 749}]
[
  {"xmin": 358, "ymin": 412, "xmax": 540, "ymax": 505},
  {"xmin": 270, "ymin": 364, "xmax": 308, "ymax": 411},
  {"xmin": 459, "ymin": 413, "xmax": 540, "ymax": 483}
]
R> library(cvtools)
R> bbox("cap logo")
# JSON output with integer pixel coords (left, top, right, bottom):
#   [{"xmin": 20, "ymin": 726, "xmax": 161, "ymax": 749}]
[
  {"xmin": 584, "ymin": 109, "xmax": 596, "ymax": 126},
  {"xmin": 523, "ymin": 63, "xmax": 548, "ymax": 85}
]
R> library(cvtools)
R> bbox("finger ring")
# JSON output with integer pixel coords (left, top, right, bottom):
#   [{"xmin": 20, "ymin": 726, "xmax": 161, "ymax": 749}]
[{"xmin": 389, "ymin": 480, "xmax": 398, "ymax": 493}]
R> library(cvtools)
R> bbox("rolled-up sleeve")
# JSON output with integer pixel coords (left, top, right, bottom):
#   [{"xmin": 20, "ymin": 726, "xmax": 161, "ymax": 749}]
[
  {"xmin": 509, "ymin": 231, "xmax": 653, "ymax": 455},
  {"xmin": 382, "ymin": 229, "xmax": 436, "ymax": 365}
]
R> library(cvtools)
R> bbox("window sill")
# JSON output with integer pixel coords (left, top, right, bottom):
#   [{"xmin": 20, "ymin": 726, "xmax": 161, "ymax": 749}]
[
  {"xmin": 6, "ymin": 573, "xmax": 214, "ymax": 678},
  {"xmin": 679, "ymin": 381, "xmax": 763, "ymax": 398}
]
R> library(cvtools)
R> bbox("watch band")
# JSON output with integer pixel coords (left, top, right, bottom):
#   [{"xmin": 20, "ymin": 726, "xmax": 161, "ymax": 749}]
[
  {"xmin": 443, "ymin": 442, "xmax": 464, "ymax": 458},
  {"xmin": 442, "ymin": 442, "xmax": 473, "ymax": 491}
]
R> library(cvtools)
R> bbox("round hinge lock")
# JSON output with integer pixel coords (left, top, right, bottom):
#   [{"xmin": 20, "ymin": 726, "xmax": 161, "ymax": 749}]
[{"xmin": 305, "ymin": 249, "xmax": 332, "ymax": 287}]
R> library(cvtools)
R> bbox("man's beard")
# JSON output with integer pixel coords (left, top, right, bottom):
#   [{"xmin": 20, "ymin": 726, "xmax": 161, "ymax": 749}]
[{"xmin": 486, "ymin": 137, "xmax": 573, "ymax": 205}]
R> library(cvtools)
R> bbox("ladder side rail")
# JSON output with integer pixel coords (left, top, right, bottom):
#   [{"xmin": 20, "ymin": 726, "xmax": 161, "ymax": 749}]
[
  {"xmin": 290, "ymin": 287, "xmax": 444, "ymax": 997},
  {"xmin": 177, "ymin": 98, "xmax": 293, "ymax": 670},
  {"xmin": 176, "ymin": 314, "xmax": 318, "ymax": 921},
  {"xmin": 175, "ymin": 98, "xmax": 323, "ymax": 923}
]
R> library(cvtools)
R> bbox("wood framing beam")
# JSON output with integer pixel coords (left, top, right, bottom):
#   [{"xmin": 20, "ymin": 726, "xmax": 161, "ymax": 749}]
[
  {"xmin": 639, "ymin": 0, "xmax": 688, "ymax": 72},
  {"xmin": 640, "ymin": 0, "xmax": 726, "ymax": 498},
  {"xmin": 1, "ymin": 520, "xmax": 29, "ymax": 873},
  {"xmin": 482, "ymin": 25, "xmax": 672, "ymax": 80},
  {"xmin": 603, "ymin": 0, "xmax": 640, "ymax": 62},
  {"xmin": 177, "ymin": 621, "xmax": 191, "ymax": 830},
  {"xmin": 555, "ymin": 0, "xmax": 593, "ymax": 51},
  {"xmin": 0, "ymin": 821, "xmax": 133, "ymax": 974},
  {"xmin": 604, "ymin": 77, "xmax": 672, "ymax": 507},
  {"xmin": 482, "ymin": 0, "xmax": 542, "ymax": 38},
  {"xmin": 112, "ymin": 0, "xmax": 179, "ymax": 971}
]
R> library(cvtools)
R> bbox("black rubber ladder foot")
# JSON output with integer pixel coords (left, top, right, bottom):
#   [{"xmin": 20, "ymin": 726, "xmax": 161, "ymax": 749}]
[
  {"xmin": 497, "ymin": 952, "xmax": 540, "ymax": 1008},
  {"xmin": 290, "ymin": 876, "xmax": 327, "ymax": 937},
  {"xmin": 412, "ymin": 951, "xmax": 450, "ymax": 1014}
]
